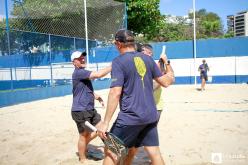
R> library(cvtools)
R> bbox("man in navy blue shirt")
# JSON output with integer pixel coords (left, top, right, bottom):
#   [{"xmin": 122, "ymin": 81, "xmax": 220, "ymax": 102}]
[
  {"xmin": 97, "ymin": 29, "xmax": 174, "ymax": 165},
  {"xmin": 198, "ymin": 59, "xmax": 209, "ymax": 91},
  {"xmin": 70, "ymin": 51, "xmax": 111, "ymax": 163}
]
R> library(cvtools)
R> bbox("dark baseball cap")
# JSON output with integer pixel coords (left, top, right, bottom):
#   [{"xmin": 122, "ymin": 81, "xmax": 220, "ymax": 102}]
[
  {"xmin": 115, "ymin": 29, "xmax": 134, "ymax": 43},
  {"xmin": 135, "ymin": 42, "xmax": 143, "ymax": 52}
]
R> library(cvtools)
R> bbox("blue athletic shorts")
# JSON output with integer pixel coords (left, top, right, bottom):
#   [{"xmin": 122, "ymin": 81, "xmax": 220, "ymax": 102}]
[
  {"xmin": 200, "ymin": 72, "xmax": 208, "ymax": 81},
  {"xmin": 157, "ymin": 110, "xmax": 162, "ymax": 121},
  {"xmin": 110, "ymin": 121, "xmax": 159, "ymax": 148}
]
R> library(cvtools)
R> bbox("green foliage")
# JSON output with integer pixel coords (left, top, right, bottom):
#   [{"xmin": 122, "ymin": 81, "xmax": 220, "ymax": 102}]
[
  {"xmin": 123, "ymin": 1, "xmax": 225, "ymax": 42},
  {"xmin": 159, "ymin": 15, "xmax": 193, "ymax": 41},
  {"xmin": 126, "ymin": 0, "xmax": 163, "ymax": 41},
  {"xmin": 223, "ymin": 31, "xmax": 234, "ymax": 38},
  {"xmin": 188, "ymin": 9, "xmax": 223, "ymax": 39}
]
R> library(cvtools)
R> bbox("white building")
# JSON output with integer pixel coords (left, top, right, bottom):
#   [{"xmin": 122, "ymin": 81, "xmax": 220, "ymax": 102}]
[
  {"xmin": 0, "ymin": 14, "xmax": 5, "ymax": 22},
  {"xmin": 227, "ymin": 11, "xmax": 248, "ymax": 36},
  {"xmin": 165, "ymin": 14, "xmax": 192, "ymax": 25}
]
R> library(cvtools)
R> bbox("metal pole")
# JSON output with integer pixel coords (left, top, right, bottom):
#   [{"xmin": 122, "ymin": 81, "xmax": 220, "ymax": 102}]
[
  {"xmin": 30, "ymin": 65, "xmax": 32, "ymax": 80},
  {"xmin": 5, "ymin": 0, "xmax": 13, "ymax": 90},
  {"xmin": 84, "ymin": 0, "xmax": 89, "ymax": 63},
  {"xmin": 124, "ymin": 1, "xmax": 128, "ymax": 29},
  {"xmin": 74, "ymin": 37, "xmax": 76, "ymax": 50},
  {"xmin": 4, "ymin": 0, "xmax": 10, "ymax": 56},
  {"xmin": 193, "ymin": 0, "xmax": 197, "ymax": 85},
  {"xmin": 49, "ymin": 34, "xmax": 53, "ymax": 86}
]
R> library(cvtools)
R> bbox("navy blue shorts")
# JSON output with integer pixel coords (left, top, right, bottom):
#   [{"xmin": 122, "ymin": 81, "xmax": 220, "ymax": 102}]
[
  {"xmin": 200, "ymin": 73, "xmax": 208, "ymax": 81},
  {"xmin": 110, "ymin": 121, "xmax": 159, "ymax": 148},
  {"xmin": 71, "ymin": 109, "xmax": 101, "ymax": 133},
  {"xmin": 157, "ymin": 110, "xmax": 162, "ymax": 121}
]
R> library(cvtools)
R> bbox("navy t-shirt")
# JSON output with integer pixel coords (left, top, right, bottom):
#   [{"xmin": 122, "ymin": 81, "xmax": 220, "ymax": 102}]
[
  {"xmin": 111, "ymin": 51, "xmax": 162, "ymax": 125},
  {"xmin": 199, "ymin": 63, "xmax": 209, "ymax": 75},
  {"xmin": 71, "ymin": 68, "xmax": 94, "ymax": 111}
]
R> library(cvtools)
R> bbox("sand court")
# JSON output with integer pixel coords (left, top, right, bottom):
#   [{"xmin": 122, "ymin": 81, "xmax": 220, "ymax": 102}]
[{"xmin": 0, "ymin": 84, "xmax": 248, "ymax": 165}]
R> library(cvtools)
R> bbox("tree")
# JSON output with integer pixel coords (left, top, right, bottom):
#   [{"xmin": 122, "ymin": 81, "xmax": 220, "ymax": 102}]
[
  {"xmin": 223, "ymin": 31, "xmax": 234, "ymax": 38},
  {"xmin": 115, "ymin": 0, "xmax": 164, "ymax": 42},
  {"xmin": 160, "ymin": 15, "xmax": 193, "ymax": 41},
  {"xmin": 189, "ymin": 9, "xmax": 223, "ymax": 39},
  {"xmin": 116, "ymin": 1, "xmax": 224, "ymax": 41}
]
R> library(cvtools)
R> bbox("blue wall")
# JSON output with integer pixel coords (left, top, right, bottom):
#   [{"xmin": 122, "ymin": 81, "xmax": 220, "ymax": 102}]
[
  {"xmin": 1, "ymin": 37, "xmax": 248, "ymax": 107},
  {"xmin": 1, "ymin": 37, "xmax": 248, "ymax": 66},
  {"xmin": 89, "ymin": 37, "xmax": 248, "ymax": 62},
  {"xmin": 152, "ymin": 37, "xmax": 248, "ymax": 59},
  {"xmin": 175, "ymin": 75, "xmax": 248, "ymax": 84},
  {"xmin": 0, "ymin": 85, "xmax": 72, "ymax": 107},
  {"xmin": 0, "ymin": 79, "xmax": 111, "ymax": 107},
  {"xmin": 0, "ymin": 80, "xmax": 49, "ymax": 90}
]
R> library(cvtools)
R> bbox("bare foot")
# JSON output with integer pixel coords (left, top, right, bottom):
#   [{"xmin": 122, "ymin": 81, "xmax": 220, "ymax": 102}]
[{"xmin": 79, "ymin": 158, "xmax": 88, "ymax": 164}]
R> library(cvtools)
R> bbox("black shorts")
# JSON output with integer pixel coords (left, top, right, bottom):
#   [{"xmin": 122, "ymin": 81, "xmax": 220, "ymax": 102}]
[{"xmin": 71, "ymin": 109, "xmax": 101, "ymax": 133}]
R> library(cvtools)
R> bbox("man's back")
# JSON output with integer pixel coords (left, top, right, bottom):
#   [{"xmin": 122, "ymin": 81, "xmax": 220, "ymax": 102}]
[
  {"xmin": 98, "ymin": 29, "xmax": 168, "ymax": 165},
  {"xmin": 111, "ymin": 51, "xmax": 162, "ymax": 125}
]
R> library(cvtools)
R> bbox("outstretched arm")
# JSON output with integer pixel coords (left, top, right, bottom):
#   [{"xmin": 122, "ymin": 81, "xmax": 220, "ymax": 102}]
[{"xmin": 89, "ymin": 64, "xmax": 112, "ymax": 80}]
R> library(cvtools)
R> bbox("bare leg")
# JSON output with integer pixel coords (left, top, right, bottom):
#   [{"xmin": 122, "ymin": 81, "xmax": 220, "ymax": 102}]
[
  {"xmin": 144, "ymin": 146, "xmax": 165, "ymax": 165},
  {"xmin": 78, "ymin": 131, "xmax": 97, "ymax": 163},
  {"xmin": 124, "ymin": 147, "xmax": 138, "ymax": 165},
  {"xmin": 78, "ymin": 132, "xmax": 88, "ymax": 163},
  {"xmin": 201, "ymin": 78, "xmax": 206, "ymax": 91},
  {"xmin": 103, "ymin": 147, "xmax": 118, "ymax": 165}
]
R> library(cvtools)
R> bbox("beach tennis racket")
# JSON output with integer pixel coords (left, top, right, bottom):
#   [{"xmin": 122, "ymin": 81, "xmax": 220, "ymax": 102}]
[
  {"xmin": 85, "ymin": 121, "xmax": 127, "ymax": 160},
  {"xmin": 159, "ymin": 45, "xmax": 166, "ymax": 73}
]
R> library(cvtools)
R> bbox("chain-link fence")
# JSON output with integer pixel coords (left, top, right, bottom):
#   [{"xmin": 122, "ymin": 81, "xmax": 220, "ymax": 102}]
[{"xmin": 0, "ymin": 0, "xmax": 126, "ymax": 91}]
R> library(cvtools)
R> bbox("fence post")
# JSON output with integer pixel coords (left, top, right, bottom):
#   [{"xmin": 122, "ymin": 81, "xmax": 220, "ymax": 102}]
[
  {"xmin": 124, "ymin": 1, "xmax": 128, "ymax": 28},
  {"xmin": 84, "ymin": 0, "xmax": 89, "ymax": 63},
  {"xmin": 74, "ymin": 37, "xmax": 76, "ymax": 50},
  {"xmin": 49, "ymin": 34, "xmax": 53, "ymax": 86},
  {"xmin": 5, "ymin": 0, "xmax": 13, "ymax": 90}
]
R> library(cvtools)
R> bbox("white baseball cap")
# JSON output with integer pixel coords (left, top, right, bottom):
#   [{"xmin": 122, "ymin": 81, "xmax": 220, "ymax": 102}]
[{"xmin": 71, "ymin": 51, "xmax": 86, "ymax": 61}]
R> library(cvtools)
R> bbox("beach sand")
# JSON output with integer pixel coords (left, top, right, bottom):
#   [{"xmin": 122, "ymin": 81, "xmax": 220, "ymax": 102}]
[{"xmin": 0, "ymin": 84, "xmax": 248, "ymax": 165}]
